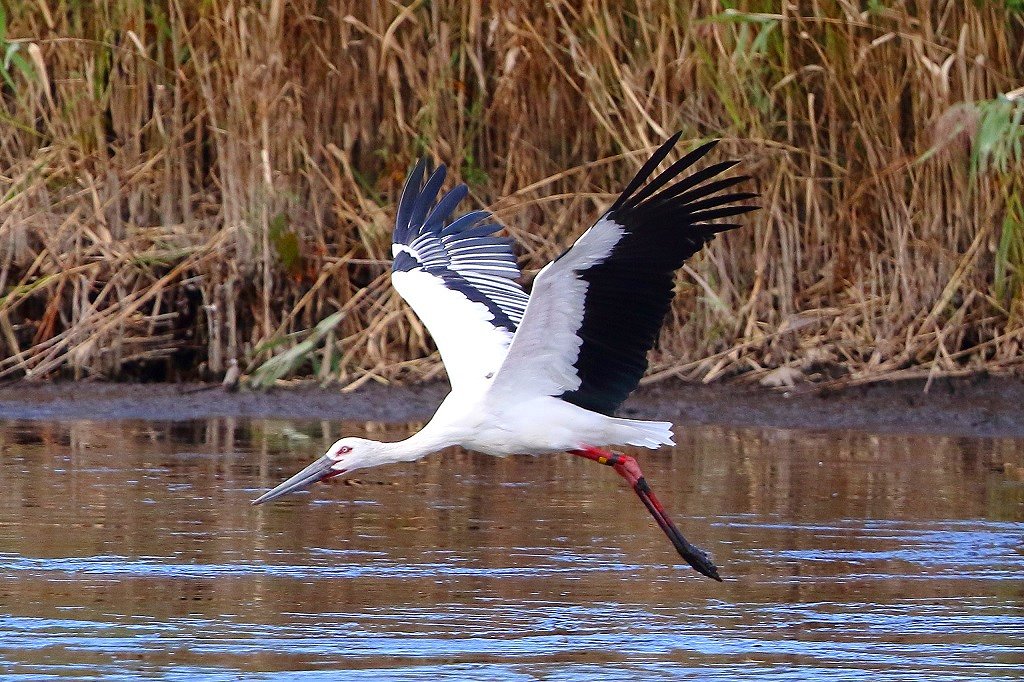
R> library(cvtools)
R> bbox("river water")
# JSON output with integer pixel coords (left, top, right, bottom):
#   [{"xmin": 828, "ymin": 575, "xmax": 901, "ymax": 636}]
[{"xmin": 0, "ymin": 417, "xmax": 1022, "ymax": 680}]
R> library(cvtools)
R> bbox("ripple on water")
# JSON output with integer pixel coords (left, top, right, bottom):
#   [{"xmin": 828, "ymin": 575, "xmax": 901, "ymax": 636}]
[
  {"xmin": 724, "ymin": 518, "xmax": 1024, "ymax": 581},
  {"xmin": 1, "ymin": 418, "xmax": 1023, "ymax": 680},
  {"xmin": 1, "ymin": 597, "xmax": 1022, "ymax": 680}
]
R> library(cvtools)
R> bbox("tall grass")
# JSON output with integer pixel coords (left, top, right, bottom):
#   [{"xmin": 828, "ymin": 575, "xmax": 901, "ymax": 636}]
[{"xmin": 0, "ymin": 1, "xmax": 1022, "ymax": 387}]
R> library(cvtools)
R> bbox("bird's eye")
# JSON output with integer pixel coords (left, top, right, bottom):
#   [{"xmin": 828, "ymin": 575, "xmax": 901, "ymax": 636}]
[{"xmin": 338, "ymin": 446, "xmax": 352, "ymax": 454}]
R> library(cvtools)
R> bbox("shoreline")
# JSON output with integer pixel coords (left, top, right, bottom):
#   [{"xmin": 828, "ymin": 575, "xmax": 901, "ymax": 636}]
[{"xmin": 1, "ymin": 376, "xmax": 1023, "ymax": 438}]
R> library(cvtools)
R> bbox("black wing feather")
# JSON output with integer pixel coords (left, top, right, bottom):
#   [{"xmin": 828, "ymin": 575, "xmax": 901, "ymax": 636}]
[
  {"xmin": 558, "ymin": 137, "xmax": 757, "ymax": 415},
  {"xmin": 620, "ymin": 140, "xmax": 721, "ymax": 210},
  {"xmin": 424, "ymin": 183, "xmax": 468, "ymax": 228},
  {"xmin": 611, "ymin": 131, "xmax": 684, "ymax": 211},
  {"xmin": 395, "ymin": 159, "xmax": 427, "ymax": 244}
]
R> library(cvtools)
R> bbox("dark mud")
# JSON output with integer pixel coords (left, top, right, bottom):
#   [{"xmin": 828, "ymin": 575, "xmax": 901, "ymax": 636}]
[
  {"xmin": 628, "ymin": 375, "xmax": 1024, "ymax": 438},
  {"xmin": 1, "ymin": 375, "xmax": 1023, "ymax": 437}
]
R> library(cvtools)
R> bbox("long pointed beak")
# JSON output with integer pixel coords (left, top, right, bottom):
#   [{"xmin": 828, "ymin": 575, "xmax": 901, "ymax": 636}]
[{"xmin": 251, "ymin": 455, "xmax": 343, "ymax": 505}]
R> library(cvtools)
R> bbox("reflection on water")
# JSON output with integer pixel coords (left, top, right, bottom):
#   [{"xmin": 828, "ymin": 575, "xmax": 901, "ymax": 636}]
[{"xmin": 0, "ymin": 417, "xmax": 1022, "ymax": 680}]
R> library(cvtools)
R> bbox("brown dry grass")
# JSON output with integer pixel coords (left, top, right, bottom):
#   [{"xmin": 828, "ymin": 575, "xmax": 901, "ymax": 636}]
[{"xmin": 1, "ymin": 1, "xmax": 1022, "ymax": 388}]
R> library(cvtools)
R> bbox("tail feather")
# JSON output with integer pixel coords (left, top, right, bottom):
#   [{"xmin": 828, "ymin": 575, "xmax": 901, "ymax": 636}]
[{"xmin": 615, "ymin": 418, "xmax": 675, "ymax": 449}]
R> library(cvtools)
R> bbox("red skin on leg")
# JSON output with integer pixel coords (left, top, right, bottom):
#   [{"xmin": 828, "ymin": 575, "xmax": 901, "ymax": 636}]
[{"xmin": 569, "ymin": 445, "xmax": 722, "ymax": 581}]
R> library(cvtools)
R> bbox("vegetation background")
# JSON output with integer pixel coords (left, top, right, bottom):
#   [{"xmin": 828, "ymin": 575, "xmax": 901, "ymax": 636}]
[{"xmin": 1, "ymin": 1, "xmax": 1022, "ymax": 389}]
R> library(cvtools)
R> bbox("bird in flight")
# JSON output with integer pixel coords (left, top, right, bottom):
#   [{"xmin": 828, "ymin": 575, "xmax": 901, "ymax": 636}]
[{"xmin": 253, "ymin": 133, "xmax": 756, "ymax": 581}]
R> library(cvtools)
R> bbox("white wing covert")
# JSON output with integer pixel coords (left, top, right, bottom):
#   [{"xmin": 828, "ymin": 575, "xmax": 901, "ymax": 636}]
[{"xmin": 391, "ymin": 160, "xmax": 530, "ymax": 390}]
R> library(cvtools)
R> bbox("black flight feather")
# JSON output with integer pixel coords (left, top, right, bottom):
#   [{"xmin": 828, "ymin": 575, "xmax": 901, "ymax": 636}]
[{"xmin": 559, "ymin": 137, "xmax": 757, "ymax": 416}]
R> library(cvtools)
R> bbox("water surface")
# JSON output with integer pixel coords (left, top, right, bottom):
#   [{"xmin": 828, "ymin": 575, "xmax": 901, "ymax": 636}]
[{"xmin": 1, "ymin": 417, "xmax": 1022, "ymax": 680}]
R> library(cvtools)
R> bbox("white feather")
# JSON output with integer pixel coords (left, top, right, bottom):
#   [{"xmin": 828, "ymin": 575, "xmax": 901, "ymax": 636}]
[
  {"xmin": 391, "ymin": 269, "xmax": 513, "ymax": 390},
  {"xmin": 489, "ymin": 216, "xmax": 625, "ymax": 400}
]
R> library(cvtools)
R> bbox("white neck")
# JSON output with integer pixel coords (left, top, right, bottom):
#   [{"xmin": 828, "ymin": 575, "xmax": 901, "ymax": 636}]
[{"xmin": 370, "ymin": 420, "xmax": 453, "ymax": 466}]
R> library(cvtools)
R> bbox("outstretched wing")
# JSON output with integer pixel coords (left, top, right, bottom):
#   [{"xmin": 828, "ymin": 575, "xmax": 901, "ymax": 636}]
[
  {"xmin": 391, "ymin": 160, "xmax": 530, "ymax": 390},
  {"xmin": 490, "ymin": 134, "xmax": 757, "ymax": 414}
]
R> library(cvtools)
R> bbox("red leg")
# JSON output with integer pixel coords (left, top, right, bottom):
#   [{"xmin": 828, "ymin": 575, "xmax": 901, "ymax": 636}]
[{"xmin": 570, "ymin": 445, "xmax": 722, "ymax": 581}]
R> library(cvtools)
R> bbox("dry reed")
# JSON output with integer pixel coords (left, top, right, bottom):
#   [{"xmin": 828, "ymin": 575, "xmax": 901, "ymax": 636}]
[{"xmin": 1, "ymin": 1, "xmax": 1022, "ymax": 388}]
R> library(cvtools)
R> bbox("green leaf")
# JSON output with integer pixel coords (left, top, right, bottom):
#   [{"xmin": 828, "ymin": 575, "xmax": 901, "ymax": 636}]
[
  {"xmin": 970, "ymin": 96, "xmax": 1024, "ymax": 175},
  {"xmin": 268, "ymin": 212, "xmax": 302, "ymax": 274},
  {"xmin": 996, "ymin": 194, "xmax": 1024, "ymax": 301},
  {"xmin": 699, "ymin": 10, "xmax": 780, "ymax": 25},
  {"xmin": 248, "ymin": 311, "xmax": 346, "ymax": 388}
]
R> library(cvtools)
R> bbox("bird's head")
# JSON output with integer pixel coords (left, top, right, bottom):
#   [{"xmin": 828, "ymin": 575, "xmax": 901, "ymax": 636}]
[{"xmin": 251, "ymin": 437, "xmax": 379, "ymax": 505}]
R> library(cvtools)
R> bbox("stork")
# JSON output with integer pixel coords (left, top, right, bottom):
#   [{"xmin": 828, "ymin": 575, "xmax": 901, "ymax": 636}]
[{"xmin": 253, "ymin": 133, "xmax": 756, "ymax": 581}]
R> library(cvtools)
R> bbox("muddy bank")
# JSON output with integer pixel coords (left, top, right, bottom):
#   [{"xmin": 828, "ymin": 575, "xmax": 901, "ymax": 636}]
[
  {"xmin": 1, "ymin": 376, "xmax": 1023, "ymax": 438},
  {"xmin": 0, "ymin": 381, "xmax": 449, "ymax": 424},
  {"xmin": 624, "ymin": 376, "xmax": 1024, "ymax": 439}
]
